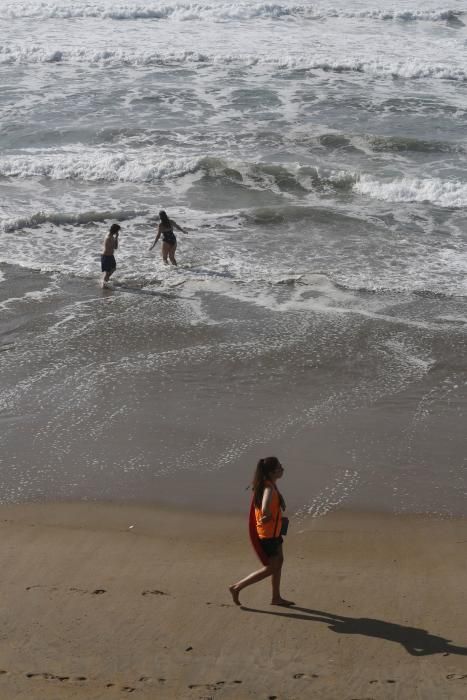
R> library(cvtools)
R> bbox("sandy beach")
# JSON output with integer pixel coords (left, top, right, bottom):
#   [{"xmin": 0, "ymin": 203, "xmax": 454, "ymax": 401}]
[
  {"xmin": 0, "ymin": 501, "xmax": 466, "ymax": 700},
  {"xmin": 1, "ymin": 3, "xmax": 466, "ymax": 699}
]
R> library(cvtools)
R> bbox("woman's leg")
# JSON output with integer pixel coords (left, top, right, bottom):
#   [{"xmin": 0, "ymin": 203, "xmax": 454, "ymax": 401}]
[
  {"xmin": 168, "ymin": 242, "xmax": 177, "ymax": 266},
  {"xmin": 161, "ymin": 242, "xmax": 170, "ymax": 264},
  {"xmin": 270, "ymin": 545, "xmax": 294, "ymax": 606},
  {"xmin": 229, "ymin": 554, "xmax": 282, "ymax": 606}
]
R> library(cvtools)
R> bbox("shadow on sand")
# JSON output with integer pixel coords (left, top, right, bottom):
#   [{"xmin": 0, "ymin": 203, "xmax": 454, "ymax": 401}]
[{"xmin": 240, "ymin": 605, "xmax": 467, "ymax": 657}]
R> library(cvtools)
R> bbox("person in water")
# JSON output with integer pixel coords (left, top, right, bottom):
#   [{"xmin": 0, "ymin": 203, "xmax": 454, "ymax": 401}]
[
  {"xmin": 149, "ymin": 210, "xmax": 188, "ymax": 266},
  {"xmin": 101, "ymin": 223, "xmax": 120, "ymax": 287},
  {"xmin": 229, "ymin": 456, "xmax": 294, "ymax": 607}
]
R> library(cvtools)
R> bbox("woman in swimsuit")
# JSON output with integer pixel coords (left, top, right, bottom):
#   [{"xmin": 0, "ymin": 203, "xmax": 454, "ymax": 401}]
[
  {"xmin": 149, "ymin": 210, "xmax": 188, "ymax": 266},
  {"xmin": 229, "ymin": 456, "xmax": 295, "ymax": 607}
]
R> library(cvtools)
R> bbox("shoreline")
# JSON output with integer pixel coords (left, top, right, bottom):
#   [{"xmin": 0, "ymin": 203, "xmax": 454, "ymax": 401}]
[
  {"xmin": 1, "ymin": 501, "xmax": 467, "ymax": 699},
  {"xmin": 1, "ymin": 263, "xmax": 466, "ymax": 518}
]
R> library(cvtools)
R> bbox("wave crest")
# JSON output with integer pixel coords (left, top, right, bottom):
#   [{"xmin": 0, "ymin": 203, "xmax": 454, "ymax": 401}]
[
  {"xmin": 0, "ymin": 152, "xmax": 199, "ymax": 183},
  {"xmin": 354, "ymin": 176, "xmax": 467, "ymax": 208},
  {"xmin": 365, "ymin": 135, "xmax": 463, "ymax": 154},
  {"xmin": 0, "ymin": 152, "xmax": 359, "ymax": 192},
  {"xmin": 2, "ymin": 208, "xmax": 148, "ymax": 232},
  {"xmin": 0, "ymin": 46, "xmax": 465, "ymax": 81},
  {"xmin": 2, "ymin": 2, "xmax": 463, "ymax": 23}
]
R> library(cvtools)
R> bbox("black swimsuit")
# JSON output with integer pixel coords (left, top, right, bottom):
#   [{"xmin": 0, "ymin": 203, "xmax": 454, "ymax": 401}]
[{"xmin": 162, "ymin": 227, "xmax": 176, "ymax": 246}]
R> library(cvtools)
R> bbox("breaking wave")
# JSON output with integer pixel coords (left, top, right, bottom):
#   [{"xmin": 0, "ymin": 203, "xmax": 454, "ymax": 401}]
[
  {"xmin": 0, "ymin": 151, "xmax": 199, "ymax": 183},
  {"xmin": 354, "ymin": 175, "xmax": 467, "ymax": 208},
  {"xmin": 0, "ymin": 46, "xmax": 465, "ymax": 81},
  {"xmin": 2, "ymin": 2, "xmax": 463, "ymax": 23},
  {"xmin": 1, "ymin": 208, "xmax": 147, "ymax": 232},
  {"xmin": 0, "ymin": 151, "xmax": 358, "ymax": 193}
]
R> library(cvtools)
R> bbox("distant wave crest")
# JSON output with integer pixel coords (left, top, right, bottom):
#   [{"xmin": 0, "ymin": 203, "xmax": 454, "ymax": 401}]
[
  {"xmin": 0, "ymin": 46, "xmax": 464, "ymax": 81},
  {"xmin": 364, "ymin": 135, "xmax": 464, "ymax": 154},
  {"xmin": 2, "ymin": 2, "xmax": 464, "ymax": 23}
]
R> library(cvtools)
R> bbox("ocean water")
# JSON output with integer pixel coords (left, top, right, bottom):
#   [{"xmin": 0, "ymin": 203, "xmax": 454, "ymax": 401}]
[{"xmin": 0, "ymin": 0, "xmax": 466, "ymax": 516}]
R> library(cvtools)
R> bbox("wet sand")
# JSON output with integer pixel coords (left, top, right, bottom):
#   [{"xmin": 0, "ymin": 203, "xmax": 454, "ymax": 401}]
[
  {"xmin": 1, "ymin": 265, "xmax": 466, "ymax": 517},
  {"xmin": 1, "ymin": 501, "xmax": 467, "ymax": 700}
]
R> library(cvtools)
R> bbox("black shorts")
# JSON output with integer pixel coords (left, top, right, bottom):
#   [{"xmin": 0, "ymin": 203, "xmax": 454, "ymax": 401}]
[
  {"xmin": 162, "ymin": 234, "xmax": 177, "ymax": 246},
  {"xmin": 101, "ymin": 254, "xmax": 116, "ymax": 272},
  {"xmin": 259, "ymin": 536, "xmax": 283, "ymax": 558}
]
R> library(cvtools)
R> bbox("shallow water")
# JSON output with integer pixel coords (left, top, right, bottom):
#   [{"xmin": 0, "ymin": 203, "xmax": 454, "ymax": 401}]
[{"xmin": 0, "ymin": 0, "xmax": 466, "ymax": 516}]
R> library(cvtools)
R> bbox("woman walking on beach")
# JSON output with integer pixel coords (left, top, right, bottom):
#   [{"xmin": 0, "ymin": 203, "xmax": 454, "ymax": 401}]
[
  {"xmin": 149, "ymin": 210, "xmax": 188, "ymax": 266},
  {"xmin": 229, "ymin": 456, "xmax": 294, "ymax": 607}
]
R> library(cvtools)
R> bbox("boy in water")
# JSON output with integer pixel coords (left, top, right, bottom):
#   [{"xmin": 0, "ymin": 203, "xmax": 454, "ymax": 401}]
[{"xmin": 101, "ymin": 223, "xmax": 120, "ymax": 287}]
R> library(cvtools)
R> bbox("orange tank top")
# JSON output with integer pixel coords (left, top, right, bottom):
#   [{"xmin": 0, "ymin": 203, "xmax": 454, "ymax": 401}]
[{"xmin": 255, "ymin": 482, "xmax": 282, "ymax": 539}]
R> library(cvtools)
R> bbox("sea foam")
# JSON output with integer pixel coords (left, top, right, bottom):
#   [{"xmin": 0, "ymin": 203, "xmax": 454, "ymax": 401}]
[
  {"xmin": 0, "ymin": 152, "xmax": 199, "ymax": 183},
  {"xmin": 354, "ymin": 175, "xmax": 467, "ymax": 208},
  {"xmin": 2, "ymin": 2, "xmax": 463, "ymax": 23},
  {"xmin": 1, "ymin": 46, "xmax": 464, "ymax": 81}
]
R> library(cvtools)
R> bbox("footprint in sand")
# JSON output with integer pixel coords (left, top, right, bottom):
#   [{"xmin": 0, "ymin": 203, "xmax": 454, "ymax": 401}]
[
  {"xmin": 188, "ymin": 681, "xmax": 243, "ymax": 691},
  {"xmin": 293, "ymin": 672, "xmax": 319, "ymax": 680},
  {"xmin": 205, "ymin": 602, "xmax": 231, "ymax": 608},
  {"xmin": 25, "ymin": 672, "xmax": 87, "ymax": 682},
  {"xmin": 137, "ymin": 676, "xmax": 167, "ymax": 685},
  {"xmin": 188, "ymin": 683, "xmax": 222, "ymax": 691},
  {"xmin": 447, "ymin": 674, "xmax": 467, "ymax": 680},
  {"xmin": 26, "ymin": 585, "xmax": 106, "ymax": 595},
  {"xmin": 26, "ymin": 585, "xmax": 58, "ymax": 592},
  {"xmin": 22, "ymin": 669, "xmax": 170, "ymax": 693}
]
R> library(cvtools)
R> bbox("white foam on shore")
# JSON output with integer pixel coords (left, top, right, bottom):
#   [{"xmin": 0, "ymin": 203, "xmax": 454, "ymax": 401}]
[
  {"xmin": 0, "ymin": 279, "xmax": 60, "ymax": 311},
  {"xmin": 296, "ymin": 469, "xmax": 361, "ymax": 519}
]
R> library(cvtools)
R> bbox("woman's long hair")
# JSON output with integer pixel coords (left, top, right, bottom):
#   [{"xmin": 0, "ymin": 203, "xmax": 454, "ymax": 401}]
[
  {"xmin": 159, "ymin": 210, "xmax": 170, "ymax": 227},
  {"xmin": 252, "ymin": 456, "xmax": 280, "ymax": 507}
]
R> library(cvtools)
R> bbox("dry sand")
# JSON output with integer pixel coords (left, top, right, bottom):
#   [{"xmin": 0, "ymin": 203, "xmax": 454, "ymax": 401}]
[{"xmin": 0, "ymin": 502, "xmax": 466, "ymax": 700}]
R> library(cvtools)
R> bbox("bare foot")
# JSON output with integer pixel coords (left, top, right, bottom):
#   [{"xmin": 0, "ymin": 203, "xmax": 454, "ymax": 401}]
[
  {"xmin": 229, "ymin": 585, "xmax": 241, "ymax": 606},
  {"xmin": 271, "ymin": 597, "xmax": 295, "ymax": 607}
]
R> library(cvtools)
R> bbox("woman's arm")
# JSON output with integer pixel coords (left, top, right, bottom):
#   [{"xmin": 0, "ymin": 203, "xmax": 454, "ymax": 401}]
[
  {"xmin": 149, "ymin": 224, "xmax": 162, "ymax": 250},
  {"xmin": 171, "ymin": 220, "xmax": 188, "ymax": 234},
  {"xmin": 260, "ymin": 486, "xmax": 273, "ymax": 523}
]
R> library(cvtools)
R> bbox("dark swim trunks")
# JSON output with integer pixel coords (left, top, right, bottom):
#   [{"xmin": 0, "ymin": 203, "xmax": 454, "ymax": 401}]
[
  {"xmin": 101, "ymin": 254, "xmax": 116, "ymax": 272},
  {"xmin": 259, "ymin": 536, "xmax": 283, "ymax": 558}
]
